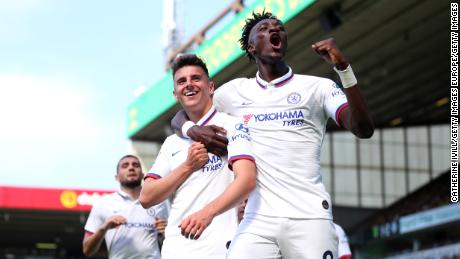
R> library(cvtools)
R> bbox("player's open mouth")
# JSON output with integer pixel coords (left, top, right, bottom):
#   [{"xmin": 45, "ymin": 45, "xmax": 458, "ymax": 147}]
[
  {"xmin": 184, "ymin": 90, "xmax": 197, "ymax": 97},
  {"xmin": 270, "ymin": 34, "xmax": 282, "ymax": 49}
]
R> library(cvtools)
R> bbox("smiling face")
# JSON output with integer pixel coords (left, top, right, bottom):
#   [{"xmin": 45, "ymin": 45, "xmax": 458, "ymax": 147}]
[
  {"xmin": 173, "ymin": 65, "xmax": 214, "ymax": 122},
  {"xmin": 247, "ymin": 18, "xmax": 288, "ymax": 63}
]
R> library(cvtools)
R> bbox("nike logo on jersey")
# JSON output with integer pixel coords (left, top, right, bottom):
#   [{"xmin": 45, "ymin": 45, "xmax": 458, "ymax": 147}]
[
  {"xmin": 241, "ymin": 101, "xmax": 253, "ymax": 105},
  {"xmin": 172, "ymin": 150, "xmax": 181, "ymax": 157}
]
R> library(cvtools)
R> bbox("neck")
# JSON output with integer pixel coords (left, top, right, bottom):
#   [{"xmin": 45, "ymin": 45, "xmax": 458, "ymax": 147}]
[
  {"xmin": 120, "ymin": 185, "xmax": 141, "ymax": 200},
  {"xmin": 186, "ymin": 103, "xmax": 213, "ymax": 123},
  {"xmin": 256, "ymin": 61, "xmax": 289, "ymax": 82}
]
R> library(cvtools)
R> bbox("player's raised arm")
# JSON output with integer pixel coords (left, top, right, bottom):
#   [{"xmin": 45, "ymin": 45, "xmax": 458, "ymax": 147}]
[{"xmin": 312, "ymin": 38, "xmax": 374, "ymax": 138}]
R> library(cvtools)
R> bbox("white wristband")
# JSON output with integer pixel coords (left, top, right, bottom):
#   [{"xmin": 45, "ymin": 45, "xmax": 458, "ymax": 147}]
[
  {"xmin": 333, "ymin": 64, "xmax": 357, "ymax": 88},
  {"xmin": 181, "ymin": 121, "xmax": 195, "ymax": 138}
]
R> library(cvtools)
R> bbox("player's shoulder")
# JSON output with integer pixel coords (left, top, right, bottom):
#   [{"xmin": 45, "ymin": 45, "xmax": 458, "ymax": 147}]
[
  {"xmin": 294, "ymin": 74, "xmax": 336, "ymax": 86},
  {"xmin": 91, "ymin": 192, "xmax": 117, "ymax": 210},
  {"xmin": 216, "ymin": 112, "xmax": 243, "ymax": 126},
  {"xmin": 225, "ymin": 77, "xmax": 252, "ymax": 86},
  {"xmin": 216, "ymin": 77, "xmax": 252, "ymax": 92},
  {"xmin": 155, "ymin": 134, "xmax": 184, "ymax": 156},
  {"xmin": 219, "ymin": 113, "xmax": 249, "ymax": 137},
  {"xmin": 217, "ymin": 112, "xmax": 241, "ymax": 122},
  {"xmin": 101, "ymin": 192, "xmax": 118, "ymax": 201},
  {"xmin": 164, "ymin": 133, "xmax": 179, "ymax": 143},
  {"xmin": 163, "ymin": 133, "xmax": 186, "ymax": 147}
]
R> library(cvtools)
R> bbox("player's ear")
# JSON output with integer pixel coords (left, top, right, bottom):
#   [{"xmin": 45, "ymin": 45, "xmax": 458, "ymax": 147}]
[
  {"xmin": 247, "ymin": 42, "xmax": 256, "ymax": 55},
  {"xmin": 172, "ymin": 75, "xmax": 179, "ymax": 101},
  {"xmin": 173, "ymin": 89, "xmax": 178, "ymax": 101},
  {"xmin": 209, "ymin": 81, "xmax": 215, "ymax": 95},
  {"xmin": 173, "ymin": 84, "xmax": 180, "ymax": 101}
]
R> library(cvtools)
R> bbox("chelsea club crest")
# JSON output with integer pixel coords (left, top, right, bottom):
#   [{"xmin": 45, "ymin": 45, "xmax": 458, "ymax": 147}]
[
  {"xmin": 287, "ymin": 92, "xmax": 301, "ymax": 104},
  {"xmin": 147, "ymin": 207, "xmax": 156, "ymax": 216}
]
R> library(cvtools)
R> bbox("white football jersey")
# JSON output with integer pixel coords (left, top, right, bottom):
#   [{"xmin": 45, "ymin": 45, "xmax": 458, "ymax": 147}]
[
  {"xmin": 146, "ymin": 106, "xmax": 254, "ymax": 259},
  {"xmin": 213, "ymin": 67, "xmax": 348, "ymax": 219},
  {"xmin": 84, "ymin": 190, "xmax": 167, "ymax": 259}
]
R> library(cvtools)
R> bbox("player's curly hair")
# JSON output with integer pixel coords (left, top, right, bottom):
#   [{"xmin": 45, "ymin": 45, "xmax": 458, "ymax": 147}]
[{"xmin": 239, "ymin": 10, "xmax": 282, "ymax": 61}]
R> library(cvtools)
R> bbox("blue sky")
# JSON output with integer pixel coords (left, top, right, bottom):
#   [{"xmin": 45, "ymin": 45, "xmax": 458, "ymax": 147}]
[{"xmin": 0, "ymin": 0, "xmax": 237, "ymax": 190}]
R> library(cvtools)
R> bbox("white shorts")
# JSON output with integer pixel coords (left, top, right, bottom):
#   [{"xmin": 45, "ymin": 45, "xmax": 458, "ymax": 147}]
[
  {"xmin": 227, "ymin": 215, "xmax": 338, "ymax": 259},
  {"xmin": 161, "ymin": 236, "xmax": 228, "ymax": 259}
]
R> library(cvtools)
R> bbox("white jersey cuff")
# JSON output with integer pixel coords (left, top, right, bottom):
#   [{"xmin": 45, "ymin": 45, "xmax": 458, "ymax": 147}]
[{"xmin": 182, "ymin": 121, "xmax": 195, "ymax": 138}]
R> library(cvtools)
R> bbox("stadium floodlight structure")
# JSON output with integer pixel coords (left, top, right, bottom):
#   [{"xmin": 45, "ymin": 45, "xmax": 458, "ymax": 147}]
[
  {"xmin": 163, "ymin": 0, "xmax": 245, "ymax": 70},
  {"xmin": 162, "ymin": 0, "xmax": 181, "ymax": 70}
]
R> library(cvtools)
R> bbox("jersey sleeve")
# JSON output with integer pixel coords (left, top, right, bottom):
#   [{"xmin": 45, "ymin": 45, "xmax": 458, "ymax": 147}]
[
  {"xmin": 84, "ymin": 199, "xmax": 105, "ymax": 234},
  {"xmin": 323, "ymin": 80, "xmax": 348, "ymax": 127},
  {"xmin": 153, "ymin": 200, "xmax": 170, "ymax": 219},
  {"xmin": 214, "ymin": 80, "xmax": 236, "ymax": 114},
  {"xmin": 145, "ymin": 139, "xmax": 172, "ymax": 180},
  {"xmin": 334, "ymin": 224, "xmax": 352, "ymax": 258},
  {"xmin": 224, "ymin": 115, "xmax": 255, "ymax": 170}
]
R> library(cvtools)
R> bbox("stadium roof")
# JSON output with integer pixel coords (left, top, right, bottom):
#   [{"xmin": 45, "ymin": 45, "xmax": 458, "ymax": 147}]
[{"xmin": 127, "ymin": 0, "xmax": 449, "ymax": 142}]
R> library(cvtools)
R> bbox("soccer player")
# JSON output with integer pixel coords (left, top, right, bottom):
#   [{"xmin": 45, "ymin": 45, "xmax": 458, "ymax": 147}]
[
  {"xmin": 139, "ymin": 54, "xmax": 257, "ymax": 259},
  {"xmin": 83, "ymin": 155, "xmax": 168, "ymax": 259},
  {"xmin": 172, "ymin": 11, "xmax": 374, "ymax": 259}
]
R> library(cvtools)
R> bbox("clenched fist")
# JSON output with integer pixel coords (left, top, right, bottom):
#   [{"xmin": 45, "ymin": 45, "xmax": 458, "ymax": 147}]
[{"xmin": 312, "ymin": 38, "xmax": 349, "ymax": 70}]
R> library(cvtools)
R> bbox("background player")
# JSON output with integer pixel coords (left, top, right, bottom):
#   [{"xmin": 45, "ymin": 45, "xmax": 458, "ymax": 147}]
[{"xmin": 83, "ymin": 155, "xmax": 168, "ymax": 259}]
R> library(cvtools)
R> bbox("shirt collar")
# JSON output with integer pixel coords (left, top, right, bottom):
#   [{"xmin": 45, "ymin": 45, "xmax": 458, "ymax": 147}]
[
  {"xmin": 255, "ymin": 66, "xmax": 294, "ymax": 89},
  {"xmin": 196, "ymin": 106, "xmax": 217, "ymax": 126},
  {"xmin": 117, "ymin": 189, "xmax": 135, "ymax": 201}
]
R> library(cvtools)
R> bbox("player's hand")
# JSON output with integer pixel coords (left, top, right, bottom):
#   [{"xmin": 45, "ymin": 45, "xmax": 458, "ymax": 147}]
[
  {"xmin": 101, "ymin": 215, "xmax": 127, "ymax": 231},
  {"xmin": 184, "ymin": 142, "xmax": 209, "ymax": 171},
  {"xmin": 155, "ymin": 217, "xmax": 167, "ymax": 236},
  {"xmin": 188, "ymin": 125, "xmax": 228, "ymax": 156},
  {"xmin": 179, "ymin": 208, "xmax": 214, "ymax": 240},
  {"xmin": 311, "ymin": 38, "xmax": 349, "ymax": 70}
]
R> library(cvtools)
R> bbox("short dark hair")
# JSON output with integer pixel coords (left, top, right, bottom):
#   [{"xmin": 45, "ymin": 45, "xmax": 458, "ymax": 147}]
[
  {"xmin": 239, "ymin": 11, "xmax": 282, "ymax": 61},
  {"xmin": 116, "ymin": 155, "xmax": 140, "ymax": 174},
  {"xmin": 171, "ymin": 54, "xmax": 209, "ymax": 77}
]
